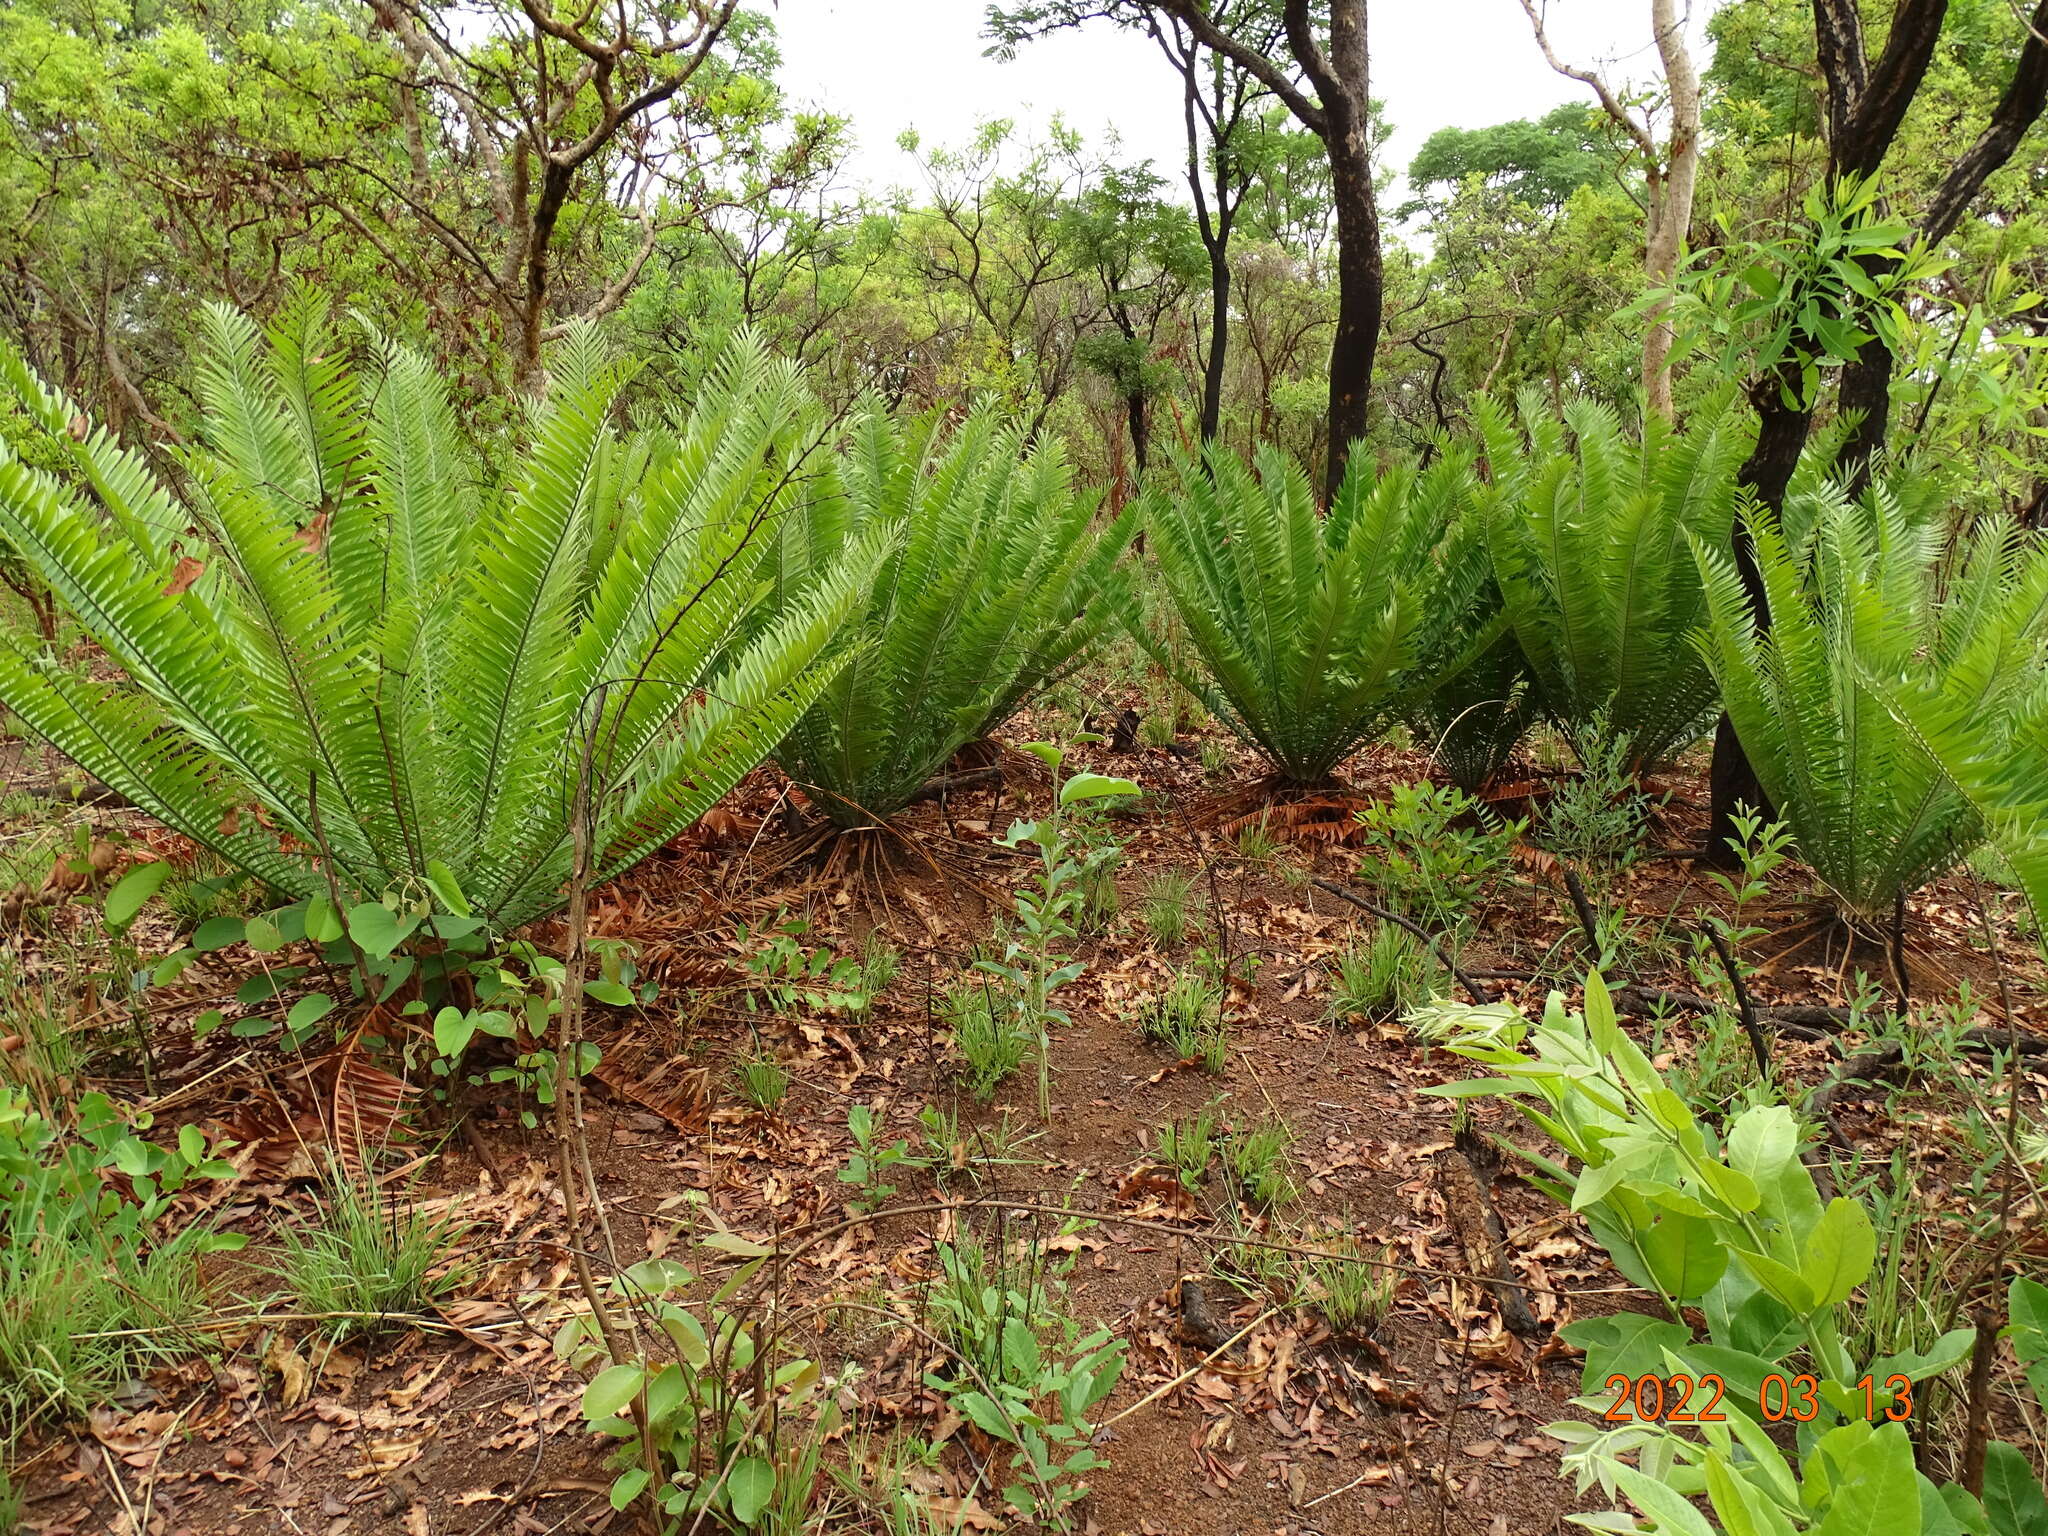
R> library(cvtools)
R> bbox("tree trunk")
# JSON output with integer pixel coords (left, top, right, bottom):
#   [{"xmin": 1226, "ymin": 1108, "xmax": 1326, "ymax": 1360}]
[
  {"xmin": 1318, "ymin": 0, "xmax": 1380, "ymax": 500},
  {"xmin": 1201, "ymin": 250, "xmax": 1231, "ymax": 443},
  {"xmin": 1702, "ymin": 382, "xmax": 1806, "ymax": 863},
  {"xmin": 1643, "ymin": 0, "xmax": 1700, "ymax": 417},
  {"xmin": 1127, "ymin": 388, "xmax": 1151, "ymax": 478},
  {"xmin": 1322, "ymin": 116, "xmax": 1381, "ymax": 498}
]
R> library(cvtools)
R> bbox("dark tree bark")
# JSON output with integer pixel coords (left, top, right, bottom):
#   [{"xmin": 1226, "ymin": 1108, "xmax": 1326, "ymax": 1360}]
[
  {"xmin": 1154, "ymin": 9, "xmax": 1270, "ymax": 445},
  {"xmin": 1704, "ymin": 0, "xmax": 2048, "ymax": 859},
  {"xmin": 1158, "ymin": 0, "xmax": 1380, "ymax": 498}
]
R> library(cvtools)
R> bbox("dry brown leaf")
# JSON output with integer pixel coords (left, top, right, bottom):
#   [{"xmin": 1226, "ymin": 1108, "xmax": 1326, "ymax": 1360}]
[{"xmin": 263, "ymin": 1334, "xmax": 311, "ymax": 1407}]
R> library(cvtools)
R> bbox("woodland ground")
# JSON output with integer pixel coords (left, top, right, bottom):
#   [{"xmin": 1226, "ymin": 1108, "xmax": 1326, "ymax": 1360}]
[{"xmin": 3, "ymin": 692, "xmax": 2046, "ymax": 1536}]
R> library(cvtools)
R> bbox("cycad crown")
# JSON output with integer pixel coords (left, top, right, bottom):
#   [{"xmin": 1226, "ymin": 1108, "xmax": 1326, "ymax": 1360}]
[
  {"xmin": 1478, "ymin": 390, "xmax": 1751, "ymax": 772},
  {"xmin": 767, "ymin": 403, "xmax": 1136, "ymax": 828},
  {"xmin": 1695, "ymin": 480, "xmax": 2048, "ymax": 923},
  {"xmin": 1130, "ymin": 441, "xmax": 1492, "ymax": 785},
  {"xmin": 0, "ymin": 296, "xmax": 876, "ymax": 929}
]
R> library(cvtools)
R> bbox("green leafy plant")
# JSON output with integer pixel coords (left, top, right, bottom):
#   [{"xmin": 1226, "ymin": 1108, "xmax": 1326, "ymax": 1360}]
[
  {"xmin": 1476, "ymin": 389, "xmax": 1751, "ymax": 771},
  {"xmin": 739, "ymin": 918, "xmax": 878, "ymax": 1017},
  {"xmin": 915, "ymin": 1105, "xmax": 1042, "ymax": 1185},
  {"xmin": 271, "ymin": 1171, "xmax": 470, "ymax": 1344},
  {"xmin": 1297, "ymin": 1228, "xmax": 1396, "ymax": 1342},
  {"xmin": 1221, "ymin": 1119, "xmax": 1296, "ymax": 1210},
  {"xmin": 0, "ymin": 1087, "xmax": 240, "ymax": 1437},
  {"xmin": 1354, "ymin": 781, "xmax": 1521, "ymax": 930},
  {"xmin": 559, "ymin": 1252, "xmax": 837, "ymax": 1531},
  {"xmin": 763, "ymin": 404, "xmax": 1135, "ymax": 829},
  {"xmin": 0, "ymin": 300, "xmax": 875, "ymax": 937},
  {"xmin": 1535, "ymin": 715, "xmax": 1659, "ymax": 868},
  {"xmin": 923, "ymin": 1226, "xmax": 1125, "ymax": 1525},
  {"xmin": 1141, "ymin": 869, "xmax": 1195, "ymax": 947},
  {"xmin": 1418, "ymin": 975, "xmax": 2048, "ymax": 1533},
  {"xmin": 1124, "ymin": 441, "xmax": 1494, "ymax": 784},
  {"xmin": 1326, "ymin": 922, "xmax": 1438, "ymax": 1023},
  {"xmin": 1134, "ymin": 974, "xmax": 1229, "ymax": 1073},
  {"xmin": 1153, "ymin": 1106, "xmax": 1219, "ymax": 1189},
  {"xmin": 945, "ymin": 982, "xmax": 1033, "ymax": 1103},
  {"xmin": 732, "ymin": 1040, "xmax": 790, "ymax": 1112},
  {"xmin": 977, "ymin": 742, "xmax": 1141, "ymax": 1114},
  {"xmin": 1664, "ymin": 171, "xmax": 1947, "ymax": 415},
  {"xmin": 1696, "ymin": 484, "xmax": 2048, "ymax": 923},
  {"xmin": 837, "ymin": 1103, "xmax": 928, "ymax": 1212}
]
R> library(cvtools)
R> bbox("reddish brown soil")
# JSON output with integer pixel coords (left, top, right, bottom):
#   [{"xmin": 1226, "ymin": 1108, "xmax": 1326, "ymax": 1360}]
[{"xmin": 8, "ymin": 723, "xmax": 2046, "ymax": 1536}]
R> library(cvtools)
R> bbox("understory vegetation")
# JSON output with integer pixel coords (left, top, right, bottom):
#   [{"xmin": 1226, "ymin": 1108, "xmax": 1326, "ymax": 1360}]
[{"xmin": 3, "ymin": 0, "xmax": 2048, "ymax": 1532}]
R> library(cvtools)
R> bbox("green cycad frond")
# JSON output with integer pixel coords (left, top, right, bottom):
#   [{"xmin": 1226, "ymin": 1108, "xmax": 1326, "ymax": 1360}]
[
  {"xmin": 1482, "ymin": 389, "xmax": 1751, "ymax": 771},
  {"xmin": 0, "ymin": 311, "xmax": 862, "ymax": 933},
  {"xmin": 1132, "ymin": 441, "xmax": 1491, "ymax": 785},
  {"xmin": 1695, "ymin": 484, "xmax": 2048, "ymax": 923},
  {"xmin": 767, "ymin": 402, "xmax": 1136, "ymax": 828}
]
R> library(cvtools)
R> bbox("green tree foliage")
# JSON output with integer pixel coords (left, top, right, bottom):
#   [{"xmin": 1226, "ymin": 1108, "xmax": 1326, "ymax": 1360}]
[
  {"xmin": 1402, "ymin": 103, "xmax": 1616, "ymax": 219},
  {"xmin": 1478, "ymin": 391, "xmax": 1752, "ymax": 771},
  {"xmin": 1128, "ymin": 443, "xmax": 1492, "ymax": 784},
  {"xmin": 0, "ymin": 299, "xmax": 876, "ymax": 928},
  {"xmin": 764, "ymin": 404, "xmax": 1136, "ymax": 829},
  {"xmin": 1697, "ymin": 483, "xmax": 2048, "ymax": 923}
]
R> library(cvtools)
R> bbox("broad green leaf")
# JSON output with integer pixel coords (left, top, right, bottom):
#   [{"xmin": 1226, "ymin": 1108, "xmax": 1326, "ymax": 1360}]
[
  {"xmin": 1737, "ymin": 1247, "xmax": 1815, "ymax": 1313},
  {"xmin": 433, "ymin": 1006, "xmax": 476, "ymax": 1058},
  {"xmin": 1058, "ymin": 771, "xmax": 1141, "ymax": 805},
  {"xmin": 1802, "ymin": 1198, "xmax": 1877, "ymax": 1309},
  {"xmin": 609, "ymin": 1467, "xmax": 651, "ymax": 1510},
  {"xmin": 424, "ymin": 858, "xmax": 471, "ymax": 917},
  {"xmin": 2006, "ymin": 1277, "xmax": 2048, "ymax": 1408},
  {"xmin": 1614, "ymin": 1465, "xmax": 1719, "ymax": 1535},
  {"xmin": 1815, "ymin": 1422, "xmax": 1919, "ymax": 1536},
  {"xmin": 726, "ymin": 1457, "xmax": 775, "ymax": 1525},
  {"xmin": 1559, "ymin": 1313, "xmax": 1689, "ymax": 1392},
  {"xmin": 346, "ymin": 902, "xmax": 406, "ymax": 961},
  {"xmin": 1641, "ymin": 1213, "xmax": 1729, "ymax": 1302},
  {"xmin": 192, "ymin": 916, "xmax": 247, "ymax": 953},
  {"xmin": 580, "ymin": 1363, "xmax": 645, "ymax": 1422},
  {"xmin": 305, "ymin": 895, "xmax": 344, "ymax": 943},
  {"xmin": 1980, "ymin": 1442, "xmax": 2048, "ymax": 1536},
  {"xmin": 285, "ymin": 993, "xmax": 335, "ymax": 1034},
  {"xmin": 954, "ymin": 1390, "xmax": 1019, "ymax": 1444},
  {"xmin": 585, "ymin": 979, "xmax": 633, "ymax": 1007},
  {"xmin": 104, "ymin": 860, "xmax": 171, "ymax": 927},
  {"xmin": 244, "ymin": 915, "xmax": 284, "ymax": 952}
]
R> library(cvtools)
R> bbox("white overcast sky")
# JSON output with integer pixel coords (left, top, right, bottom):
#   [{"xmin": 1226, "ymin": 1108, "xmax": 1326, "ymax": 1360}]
[{"xmin": 767, "ymin": 0, "xmax": 1719, "ymax": 204}]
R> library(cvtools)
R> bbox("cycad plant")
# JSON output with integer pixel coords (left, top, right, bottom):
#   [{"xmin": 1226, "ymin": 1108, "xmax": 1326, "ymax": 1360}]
[
  {"xmin": 764, "ymin": 404, "xmax": 1136, "ymax": 829},
  {"xmin": 1128, "ymin": 443, "xmax": 1494, "ymax": 785},
  {"xmin": 0, "ymin": 297, "xmax": 874, "ymax": 931},
  {"xmin": 1695, "ymin": 486, "xmax": 2048, "ymax": 924},
  {"xmin": 1477, "ymin": 390, "xmax": 1751, "ymax": 771}
]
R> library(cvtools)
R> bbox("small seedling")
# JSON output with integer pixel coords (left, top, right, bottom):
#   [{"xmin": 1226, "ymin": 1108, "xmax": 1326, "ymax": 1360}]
[
  {"xmin": 1537, "ymin": 716, "xmax": 1660, "ymax": 867},
  {"xmin": 1154, "ymin": 1106, "xmax": 1219, "ymax": 1188},
  {"xmin": 1200, "ymin": 740, "xmax": 1231, "ymax": 777},
  {"xmin": 1135, "ymin": 975, "xmax": 1229, "ymax": 1073},
  {"xmin": 1223, "ymin": 1119, "xmax": 1296, "ymax": 1209},
  {"xmin": 916, "ymin": 1104, "xmax": 1043, "ymax": 1183},
  {"xmin": 1298, "ymin": 1228, "xmax": 1396, "ymax": 1340},
  {"xmin": 1235, "ymin": 813, "xmax": 1281, "ymax": 864},
  {"xmin": 273, "ymin": 1174, "xmax": 471, "ymax": 1344},
  {"xmin": 1326, "ymin": 924, "xmax": 1435, "ymax": 1023},
  {"xmin": 837, "ymin": 1103, "xmax": 927, "ymax": 1211},
  {"xmin": 946, "ymin": 983, "xmax": 1032, "ymax": 1102},
  {"xmin": 1354, "ymin": 781, "xmax": 1521, "ymax": 928},
  {"xmin": 1142, "ymin": 870, "xmax": 1195, "ymax": 947},
  {"xmin": 732, "ymin": 1038, "xmax": 789, "ymax": 1111}
]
